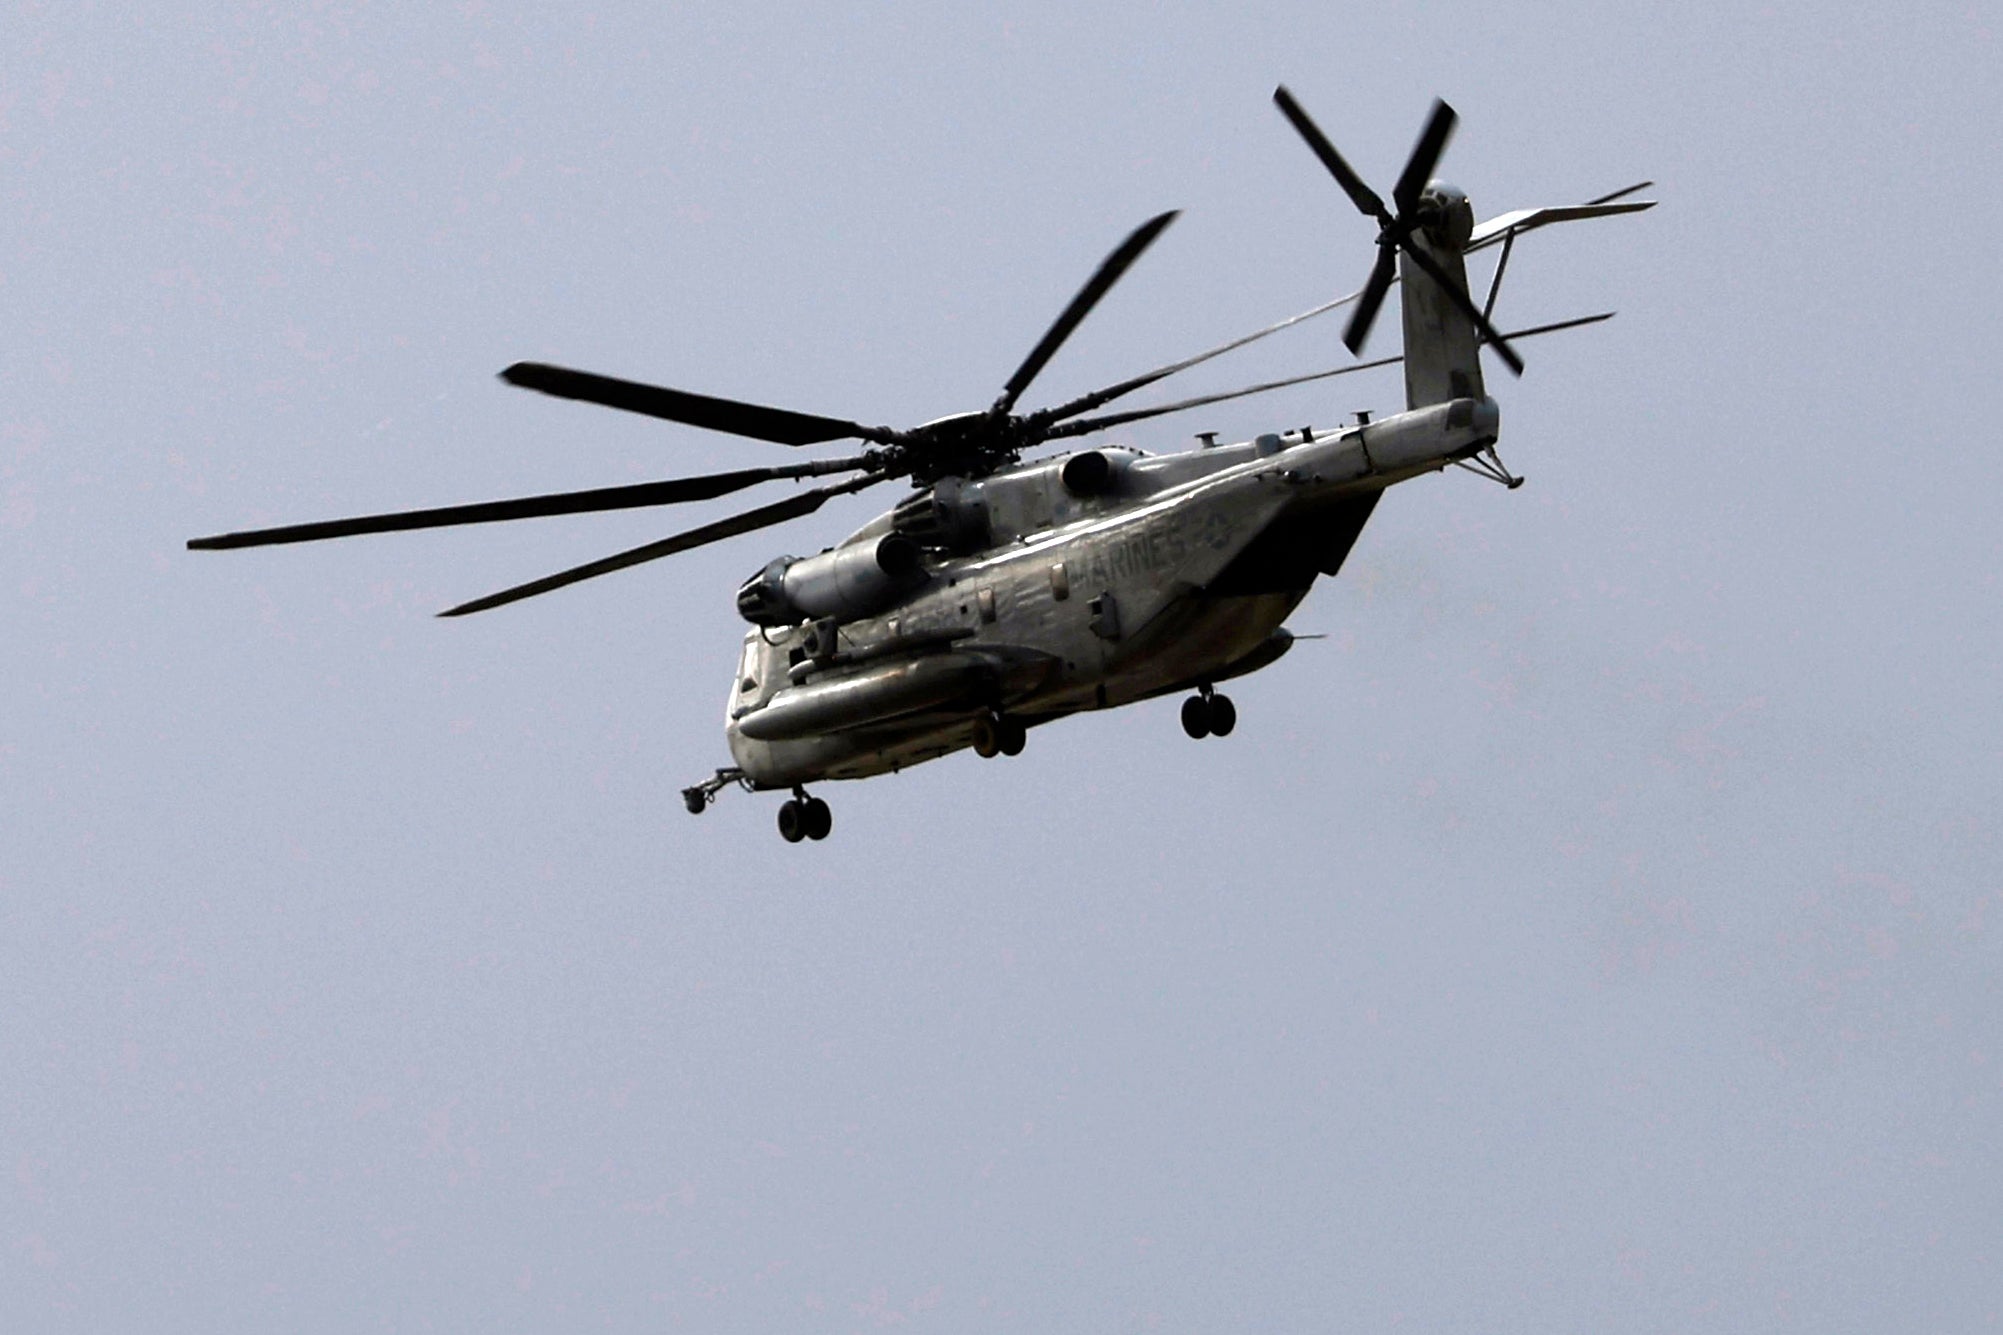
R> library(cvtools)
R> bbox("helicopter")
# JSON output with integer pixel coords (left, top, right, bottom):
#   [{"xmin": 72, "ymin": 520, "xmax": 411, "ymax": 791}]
[{"xmin": 190, "ymin": 88, "xmax": 1651, "ymax": 842}]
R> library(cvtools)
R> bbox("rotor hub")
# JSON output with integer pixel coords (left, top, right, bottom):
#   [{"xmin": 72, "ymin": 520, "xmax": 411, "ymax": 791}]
[{"xmin": 1415, "ymin": 180, "xmax": 1474, "ymax": 249}]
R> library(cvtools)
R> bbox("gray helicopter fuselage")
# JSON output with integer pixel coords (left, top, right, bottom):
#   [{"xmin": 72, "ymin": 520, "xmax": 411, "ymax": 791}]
[
  {"xmin": 724, "ymin": 395, "xmax": 1499, "ymax": 786},
  {"xmin": 183, "ymin": 82, "xmax": 1649, "ymax": 843}
]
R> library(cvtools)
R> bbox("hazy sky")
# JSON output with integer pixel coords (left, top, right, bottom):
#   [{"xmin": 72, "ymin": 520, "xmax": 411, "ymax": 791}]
[{"xmin": 5, "ymin": 2, "xmax": 2000, "ymax": 1329}]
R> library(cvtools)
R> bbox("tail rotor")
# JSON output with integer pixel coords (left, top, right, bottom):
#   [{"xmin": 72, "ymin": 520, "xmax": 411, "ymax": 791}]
[{"xmin": 1273, "ymin": 87, "xmax": 1525, "ymax": 375}]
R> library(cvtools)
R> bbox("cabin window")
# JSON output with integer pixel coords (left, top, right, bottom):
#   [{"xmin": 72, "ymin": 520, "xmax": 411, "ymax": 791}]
[
  {"xmin": 1088, "ymin": 592, "xmax": 1120, "ymax": 639},
  {"xmin": 1049, "ymin": 562, "xmax": 1070, "ymax": 601},
  {"xmin": 735, "ymin": 638, "xmax": 764, "ymax": 695}
]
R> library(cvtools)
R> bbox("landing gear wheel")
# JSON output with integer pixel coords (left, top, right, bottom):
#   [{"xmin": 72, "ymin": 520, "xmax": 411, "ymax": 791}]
[
  {"xmin": 802, "ymin": 797, "xmax": 832, "ymax": 841},
  {"xmin": 1208, "ymin": 693, "xmax": 1237, "ymax": 737},
  {"xmin": 777, "ymin": 800, "xmax": 806, "ymax": 843},
  {"xmin": 997, "ymin": 716, "xmax": 1027, "ymax": 756},
  {"xmin": 971, "ymin": 713, "xmax": 1002, "ymax": 759},
  {"xmin": 1181, "ymin": 695, "xmax": 1212, "ymax": 740}
]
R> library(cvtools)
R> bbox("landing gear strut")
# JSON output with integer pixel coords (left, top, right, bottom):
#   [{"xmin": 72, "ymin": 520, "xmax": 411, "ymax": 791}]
[
  {"xmin": 777, "ymin": 786, "xmax": 833, "ymax": 843},
  {"xmin": 682, "ymin": 769, "xmax": 833, "ymax": 843},
  {"xmin": 682, "ymin": 767, "xmax": 749, "ymax": 814},
  {"xmin": 1181, "ymin": 684, "xmax": 1236, "ymax": 740}
]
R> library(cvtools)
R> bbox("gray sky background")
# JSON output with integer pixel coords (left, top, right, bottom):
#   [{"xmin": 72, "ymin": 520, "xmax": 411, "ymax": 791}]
[{"xmin": 5, "ymin": 1, "xmax": 2000, "ymax": 1329}]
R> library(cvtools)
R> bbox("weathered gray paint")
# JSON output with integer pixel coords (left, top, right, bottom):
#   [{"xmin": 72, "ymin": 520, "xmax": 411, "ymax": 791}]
[{"xmin": 725, "ymin": 396, "xmax": 1499, "ymax": 787}]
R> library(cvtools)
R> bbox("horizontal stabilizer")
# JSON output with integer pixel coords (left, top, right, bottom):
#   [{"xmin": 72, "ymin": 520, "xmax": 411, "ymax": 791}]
[{"xmin": 1467, "ymin": 195, "xmax": 1655, "ymax": 253}]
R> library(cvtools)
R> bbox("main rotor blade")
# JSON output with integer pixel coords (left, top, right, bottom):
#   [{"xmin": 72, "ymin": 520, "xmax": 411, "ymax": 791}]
[
  {"xmin": 1044, "ymin": 312, "xmax": 1611, "ymax": 439},
  {"xmin": 1584, "ymin": 180, "xmax": 1654, "ymax": 207},
  {"xmin": 437, "ymin": 475, "xmax": 884, "ymax": 618},
  {"xmin": 1482, "ymin": 311, "xmax": 1613, "ymax": 341},
  {"xmin": 1343, "ymin": 245, "xmax": 1400, "ymax": 355},
  {"xmin": 1273, "ymin": 86, "xmax": 1389, "ymax": 224},
  {"xmin": 1396, "ymin": 239, "xmax": 1525, "ymax": 374},
  {"xmin": 500, "ymin": 362, "xmax": 899, "ymax": 447},
  {"xmin": 1034, "ymin": 286, "xmax": 1365, "ymax": 428},
  {"xmin": 187, "ymin": 457, "xmax": 879, "ymax": 551},
  {"xmin": 1045, "ymin": 354, "xmax": 1403, "ymax": 439},
  {"xmin": 1391, "ymin": 99, "xmax": 1457, "ymax": 216},
  {"xmin": 993, "ymin": 209, "xmax": 1179, "ymax": 416}
]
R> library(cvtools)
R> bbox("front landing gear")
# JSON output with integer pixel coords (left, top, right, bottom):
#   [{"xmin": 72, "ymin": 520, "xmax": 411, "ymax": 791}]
[
  {"xmin": 682, "ymin": 767, "xmax": 749, "ymax": 814},
  {"xmin": 682, "ymin": 769, "xmax": 830, "ymax": 843},
  {"xmin": 1180, "ymin": 685, "xmax": 1237, "ymax": 740},
  {"xmin": 777, "ymin": 786, "xmax": 833, "ymax": 843}
]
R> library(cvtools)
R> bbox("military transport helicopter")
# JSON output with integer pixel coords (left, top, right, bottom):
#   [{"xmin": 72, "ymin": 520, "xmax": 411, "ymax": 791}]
[{"xmin": 191, "ymin": 88, "xmax": 1650, "ymax": 842}]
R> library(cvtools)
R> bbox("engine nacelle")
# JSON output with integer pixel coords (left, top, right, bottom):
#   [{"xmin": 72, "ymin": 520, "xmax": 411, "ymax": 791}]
[
  {"xmin": 735, "ymin": 533, "xmax": 925, "ymax": 627},
  {"xmin": 1060, "ymin": 449, "xmax": 1124, "ymax": 498},
  {"xmin": 890, "ymin": 477, "xmax": 990, "ymax": 552}
]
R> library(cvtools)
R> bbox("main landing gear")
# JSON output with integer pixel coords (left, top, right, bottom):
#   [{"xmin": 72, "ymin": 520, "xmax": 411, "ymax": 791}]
[
  {"xmin": 1180, "ymin": 684, "xmax": 1237, "ymax": 740},
  {"xmin": 682, "ymin": 769, "xmax": 832, "ymax": 844},
  {"xmin": 970, "ymin": 711, "xmax": 1027, "ymax": 759},
  {"xmin": 776, "ymin": 786, "xmax": 833, "ymax": 843}
]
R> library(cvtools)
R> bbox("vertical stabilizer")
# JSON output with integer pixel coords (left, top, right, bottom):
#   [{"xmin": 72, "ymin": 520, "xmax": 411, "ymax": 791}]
[{"xmin": 1398, "ymin": 185, "xmax": 1485, "ymax": 410}]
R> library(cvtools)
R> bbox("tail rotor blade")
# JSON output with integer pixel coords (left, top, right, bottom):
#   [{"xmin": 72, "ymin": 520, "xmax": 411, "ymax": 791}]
[
  {"xmin": 1343, "ymin": 246, "xmax": 1399, "ymax": 355},
  {"xmin": 1391, "ymin": 99, "xmax": 1457, "ymax": 215},
  {"xmin": 995, "ymin": 210, "xmax": 1179, "ymax": 416},
  {"xmin": 1273, "ymin": 86, "xmax": 1389, "ymax": 224}
]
